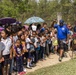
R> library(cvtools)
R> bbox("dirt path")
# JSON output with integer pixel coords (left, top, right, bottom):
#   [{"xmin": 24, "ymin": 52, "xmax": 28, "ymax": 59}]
[{"xmin": 26, "ymin": 51, "xmax": 73, "ymax": 73}]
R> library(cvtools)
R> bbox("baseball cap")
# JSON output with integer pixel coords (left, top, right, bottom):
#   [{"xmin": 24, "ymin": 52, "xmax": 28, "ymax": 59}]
[{"xmin": 59, "ymin": 20, "xmax": 64, "ymax": 23}]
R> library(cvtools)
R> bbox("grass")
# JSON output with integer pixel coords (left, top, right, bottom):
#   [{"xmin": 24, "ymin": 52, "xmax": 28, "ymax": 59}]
[{"xmin": 26, "ymin": 59, "xmax": 76, "ymax": 75}]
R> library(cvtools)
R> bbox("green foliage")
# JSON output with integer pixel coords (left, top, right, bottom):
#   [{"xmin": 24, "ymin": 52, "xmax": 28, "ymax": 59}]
[{"xmin": 0, "ymin": 0, "xmax": 76, "ymax": 24}]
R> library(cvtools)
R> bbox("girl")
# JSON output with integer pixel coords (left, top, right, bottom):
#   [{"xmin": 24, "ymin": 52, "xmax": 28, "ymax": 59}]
[
  {"xmin": 51, "ymin": 29, "xmax": 58, "ymax": 54},
  {"xmin": 9, "ymin": 29, "xmax": 18, "ymax": 75},
  {"xmin": 0, "ymin": 35, "xmax": 5, "ymax": 75},
  {"xmin": 35, "ymin": 36, "xmax": 40, "ymax": 63},
  {"xmin": 20, "ymin": 34, "xmax": 27, "ymax": 72},
  {"xmin": 14, "ymin": 39, "xmax": 24, "ymax": 75},
  {"xmin": 1, "ymin": 30, "xmax": 12, "ymax": 75},
  {"xmin": 25, "ymin": 33, "xmax": 32, "ymax": 69}
]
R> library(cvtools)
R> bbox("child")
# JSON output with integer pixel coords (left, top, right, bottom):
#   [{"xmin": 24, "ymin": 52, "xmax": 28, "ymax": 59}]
[
  {"xmin": 1, "ymin": 30, "xmax": 12, "ymax": 75},
  {"xmin": 35, "ymin": 36, "xmax": 40, "ymax": 63},
  {"xmin": 25, "ymin": 34, "xmax": 32, "ymax": 69},
  {"xmin": 14, "ymin": 39, "xmax": 24, "ymax": 75},
  {"xmin": 9, "ymin": 30, "xmax": 18, "ymax": 75},
  {"xmin": 52, "ymin": 29, "xmax": 58, "ymax": 54},
  {"xmin": 40, "ymin": 33, "xmax": 46, "ymax": 60},
  {"xmin": 20, "ymin": 34, "xmax": 27, "ymax": 72},
  {"xmin": 0, "ymin": 35, "xmax": 5, "ymax": 75},
  {"xmin": 46, "ymin": 34, "xmax": 52, "ymax": 56}
]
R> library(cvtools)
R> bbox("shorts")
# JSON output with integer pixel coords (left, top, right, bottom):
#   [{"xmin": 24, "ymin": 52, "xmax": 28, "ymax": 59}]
[
  {"xmin": 26, "ymin": 49, "xmax": 32, "ymax": 59},
  {"xmin": 2, "ymin": 54, "xmax": 10, "ymax": 66},
  {"xmin": 58, "ymin": 39, "xmax": 68, "ymax": 51}
]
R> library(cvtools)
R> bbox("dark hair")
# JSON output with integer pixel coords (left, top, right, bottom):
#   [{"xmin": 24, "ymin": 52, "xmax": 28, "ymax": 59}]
[
  {"xmin": 37, "ymin": 24, "xmax": 41, "ymax": 30},
  {"xmin": 16, "ymin": 39, "xmax": 21, "ymax": 43},
  {"xmin": 16, "ymin": 26, "xmax": 22, "ymax": 32},
  {"xmin": 22, "ymin": 26, "xmax": 25, "ymax": 29},
  {"xmin": 11, "ymin": 26, "xmax": 18, "ymax": 34},
  {"xmin": 43, "ymin": 23, "xmax": 47, "ymax": 26},
  {"xmin": 2, "ymin": 29, "xmax": 11, "ymax": 37}
]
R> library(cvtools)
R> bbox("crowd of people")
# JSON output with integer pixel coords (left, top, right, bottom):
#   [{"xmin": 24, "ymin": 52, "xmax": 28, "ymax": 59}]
[{"xmin": 0, "ymin": 19, "xmax": 76, "ymax": 75}]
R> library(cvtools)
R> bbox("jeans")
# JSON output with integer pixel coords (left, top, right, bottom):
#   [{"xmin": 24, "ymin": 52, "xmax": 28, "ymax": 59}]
[
  {"xmin": 9, "ymin": 58, "xmax": 14, "ymax": 74},
  {"xmin": 40, "ymin": 46, "xmax": 45, "ymax": 59},
  {"xmin": 16, "ymin": 56, "xmax": 23, "ymax": 73},
  {"xmin": 35, "ymin": 50, "xmax": 40, "ymax": 62}
]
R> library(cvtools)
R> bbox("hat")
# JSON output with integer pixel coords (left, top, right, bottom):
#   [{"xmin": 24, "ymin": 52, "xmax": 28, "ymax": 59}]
[{"xmin": 59, "ymin": 20, "xmax": 64, "ymax": 23}]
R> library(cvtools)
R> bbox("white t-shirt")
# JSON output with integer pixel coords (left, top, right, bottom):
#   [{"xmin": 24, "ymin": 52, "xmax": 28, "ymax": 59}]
[
  {"xmin": 26, "ymin": 38, "xmax": 31, "ymax": 49},
  {"xmin": 32, "ymin": 25, "xmax": 37, "ymax": 31},
  {"xmin": 34, "ymin": 37, "xmax": 38, "ymax": 46},
  {"xmin": 17, "ymin": 48, "xmax": 22, "ymax": 54},
  {"xmin": 13, "ymin": 35, "xmax": 18, "ymax": 43},
  {"xmin": 40, "ymin": 36, "xmax": 46, "ymax": 47},
  {"xmin": 1, "ymin": 38, "xmax": 12, "ymax": 55}
]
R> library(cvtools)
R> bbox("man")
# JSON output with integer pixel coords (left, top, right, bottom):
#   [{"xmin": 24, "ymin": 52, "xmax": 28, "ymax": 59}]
[{"xmin": 53, "ymin": 20, "xmax": 69, "ymax": 62}]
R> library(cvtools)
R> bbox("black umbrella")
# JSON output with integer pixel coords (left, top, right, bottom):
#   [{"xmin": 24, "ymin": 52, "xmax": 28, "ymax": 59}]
[{"xmin": 0, "ymin": 17, "xmax": 16, "ymax": 25}]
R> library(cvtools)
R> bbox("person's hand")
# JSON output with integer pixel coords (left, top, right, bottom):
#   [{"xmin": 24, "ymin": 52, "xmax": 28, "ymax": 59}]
[
  {"xmin": 17, "ymin": 55, "xmax": 20, "ymax": 57},
  {"xmin": 13, "ymin": 55, "xmax": 15, "ymax": 58},
  {"xmin": 0, "ymin": 59, "xmax": 2, "ymax": 63},
  {"xmin": 53, "ymin": 20, "xmax": 57, "ymax": 23},
  {"xmin": 10, "ymin": 55, "xmax": 12, "ymax": 59},
  {"xmin": 2, "ymin": 57, "xmax": 4, "ymax": 61},
  {"xmin": 21, "ymin": 54, "xmax": 22, "ymax": 56},
  {"xmin": 25, "ymin": 49, "xmax": 28, "ymax": 52},
  {"xmin": 0, "ymin": 57, "xmax": 4, "ymax": 63},
  {"xmin": 66, "ymin": 40, "xmax": 69, "ymax": 44}
]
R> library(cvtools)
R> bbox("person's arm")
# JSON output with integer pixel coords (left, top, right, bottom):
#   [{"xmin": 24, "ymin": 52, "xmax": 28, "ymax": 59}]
[
  {"xmin": 10, "ymin": 46, "xmax": 13, "ymax": 59},
  {"xmin": 51, "ymin": 20, "xmax": 57, "ymax": 28},
  {"xmin": 13, "ymin": 47, "xmax": 16, "ymax": 57},
  {"xmin": 21, "ymin": 46, "xmax": 24, "ymax": 56},
  {"xmin": 14, "ymin": 45, "xmax": 20, "ymax": 57},
  {"xmin": 0, "ymin": 51, "xmax": 4, "ymax": 63},
  {"xmin": 66, "ymin": 28, "xmax": 70, "ymax": 43},
  {"xmin": 14, "ymin": 50, "xmax": 20, "ymax": 57}
]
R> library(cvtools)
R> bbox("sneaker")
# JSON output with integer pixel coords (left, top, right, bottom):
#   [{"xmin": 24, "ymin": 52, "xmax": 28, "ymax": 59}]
[
  {"xmin": 64, "ymin": 52, "xmax": 67, "ymax": 57},
  {"xmin": 23, "ymin": 68, "xmax": 27, "ymax": 72},
  {"xmin": 59, "ymin": 57, "xmax": 62, "ymax": 62},
  {"xmin": 26, "ymin": 66, "xmax": 32, "ymax": 69},
  {"xmin": 30, "ymin": 64, "xmax": 36, "ymax": 67}
]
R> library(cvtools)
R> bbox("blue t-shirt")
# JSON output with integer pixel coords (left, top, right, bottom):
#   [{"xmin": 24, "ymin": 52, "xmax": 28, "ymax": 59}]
[{"xmin": 54, "ymin": 24, "xmax": 69, "ymax": 40}]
